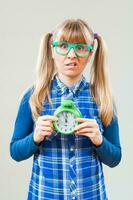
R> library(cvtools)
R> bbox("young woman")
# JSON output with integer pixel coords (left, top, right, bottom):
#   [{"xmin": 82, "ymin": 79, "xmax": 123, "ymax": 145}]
[{"xmin": 10, "ymin": 18, "xmax": 122, "ymax": 200}]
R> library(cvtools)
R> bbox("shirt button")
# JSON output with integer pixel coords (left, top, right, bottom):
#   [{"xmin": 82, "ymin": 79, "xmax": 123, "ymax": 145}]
[
  {"xmin": 70, "ymin": 147, "xmax": 74, "ymax": 152},
  {"xmin": 72, "ymin": 197, "xmax": 76, "ymax": 200},
  {"xmin": 72, "ymin": 189, "xmax": 76, "ymax": 194},
  {"xmin": 71, "ymin": 180, "xmax": 75, "ymax": 184}
]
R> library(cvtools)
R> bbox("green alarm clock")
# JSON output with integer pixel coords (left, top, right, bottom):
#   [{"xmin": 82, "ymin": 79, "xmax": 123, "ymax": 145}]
[{"xmin": 53, "ymin": 99, "xmax": 82, "ymax": 134}]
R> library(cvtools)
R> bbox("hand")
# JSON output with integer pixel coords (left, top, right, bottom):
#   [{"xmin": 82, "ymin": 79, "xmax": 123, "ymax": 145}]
[
  {"xmin": 34, "ymin": 115, "xmax": 58, "ymax": 144},
  {"xmin": 74, "ymin": 118, "xmax": 103, "ymax": 146}
]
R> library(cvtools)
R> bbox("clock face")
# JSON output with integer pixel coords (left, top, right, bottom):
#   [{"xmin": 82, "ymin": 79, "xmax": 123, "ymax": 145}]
[{"xmin": 56, "ymin": 111, "xmax": 77, "ymax": 133}]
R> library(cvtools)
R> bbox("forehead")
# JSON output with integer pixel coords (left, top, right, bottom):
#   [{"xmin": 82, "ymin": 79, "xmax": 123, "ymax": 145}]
[{"xmin": 54, "ymin": 27, "xmax": 92, "ymax": 44}]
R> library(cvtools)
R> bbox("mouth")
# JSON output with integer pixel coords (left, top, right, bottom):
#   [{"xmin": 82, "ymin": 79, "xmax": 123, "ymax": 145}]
[{"xmin": 65, "ymin": 62, "xmax": 77, "ymax": 66}]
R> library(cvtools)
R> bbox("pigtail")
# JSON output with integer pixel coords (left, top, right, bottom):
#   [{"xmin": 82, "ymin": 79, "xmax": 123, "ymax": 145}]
[
  {"xmin": 29, "ymin": 19, "xmax": 115, "ymax": 125},
  {"xmin": 90, "ymin": 35, "xmax": 114, "ymax": 126},
  {"xmin": 29, "ymin": 33, "xmax": 54, "ymax": 121}
]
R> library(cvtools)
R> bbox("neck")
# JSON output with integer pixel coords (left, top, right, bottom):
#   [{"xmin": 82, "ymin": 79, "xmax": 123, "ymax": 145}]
[{"xmin": 57, "ymin": 73, "xmax": 82, "ymax": 86}]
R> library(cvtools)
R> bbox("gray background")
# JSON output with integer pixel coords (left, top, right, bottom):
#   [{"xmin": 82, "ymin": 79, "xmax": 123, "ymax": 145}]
[{"xmin": 0, "ymin": 0, "xmax": 132, "ymax": 199}]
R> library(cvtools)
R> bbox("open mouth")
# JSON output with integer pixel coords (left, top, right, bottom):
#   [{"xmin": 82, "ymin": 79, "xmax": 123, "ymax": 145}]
[{"xmin": 66, "ymin": 62, "xmax": 77, "ymax": 66}]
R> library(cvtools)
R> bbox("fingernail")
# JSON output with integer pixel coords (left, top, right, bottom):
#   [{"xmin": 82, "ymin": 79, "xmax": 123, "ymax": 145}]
[
  {"xmin": 55, "ymin": 117, "xmax": 58, "ymax": 121},
  {"xmin": 53, "ymin": 116, "xmax": 58, "ymax": 120}
]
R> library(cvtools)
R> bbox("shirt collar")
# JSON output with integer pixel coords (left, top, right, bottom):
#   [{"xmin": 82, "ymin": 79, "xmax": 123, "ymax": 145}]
[{"xmin": 52, "ymin": 73, "xmax": 89, "ymax": 96}]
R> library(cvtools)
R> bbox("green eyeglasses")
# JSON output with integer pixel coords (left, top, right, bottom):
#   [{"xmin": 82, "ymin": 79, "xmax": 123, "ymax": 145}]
[{"xmin": 52, "ymin": 41, "xmax": 93, "ymax": 58}]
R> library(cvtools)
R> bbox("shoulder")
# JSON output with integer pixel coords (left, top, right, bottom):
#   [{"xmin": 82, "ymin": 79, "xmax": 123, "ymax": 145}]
[
  {"xmin": 15, "ymin": 86, "xmax": 35, "ymax": 121},
  {"xmin": 19, "ymin": 86, "xmax": 34, "ymax": 105},
  {"xmin": 16, "ymin": 86, "xmax": 35, "ymax": 113}
]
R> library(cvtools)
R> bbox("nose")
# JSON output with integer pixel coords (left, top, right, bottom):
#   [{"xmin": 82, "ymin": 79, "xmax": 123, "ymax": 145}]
[{"xmin": 67, "ymin": 47, "xmax": 77, "ymax": 58}]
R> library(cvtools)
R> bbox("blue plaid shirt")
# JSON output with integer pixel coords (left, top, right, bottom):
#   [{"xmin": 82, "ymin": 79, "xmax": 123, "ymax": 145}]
[{"xmin": 27, "ymin": 75, "xmax": 107, "ymax": 200}]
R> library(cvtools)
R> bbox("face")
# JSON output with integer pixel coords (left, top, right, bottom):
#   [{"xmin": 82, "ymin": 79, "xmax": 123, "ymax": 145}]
[{"xmin": 51, "ymin": 34, "xmax": 93, "ymax": 84}]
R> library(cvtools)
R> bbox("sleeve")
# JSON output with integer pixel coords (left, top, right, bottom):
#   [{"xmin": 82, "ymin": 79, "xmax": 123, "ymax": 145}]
[
  {"xmin": 10, "ymin": 88, "xmax": 40, "ymax": 162},
  {"xmin": 93, "ymin": 116, "xmax": 122, "ymax": 168}
]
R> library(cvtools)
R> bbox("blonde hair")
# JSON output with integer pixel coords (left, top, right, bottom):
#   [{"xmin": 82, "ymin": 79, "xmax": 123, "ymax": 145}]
[{"xmin": 29, "ymin": 18, "xmax": 115, "ymax": 126}]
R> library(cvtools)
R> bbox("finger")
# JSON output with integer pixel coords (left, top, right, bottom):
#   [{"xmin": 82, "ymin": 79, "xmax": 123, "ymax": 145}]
[
  {"xmin": 37, "ymin": 125, "xmax": 53, "ymax": 132},
  {"xmin": 39, "ymin": 131, "xmax": 52, "ymax": 138},
  {"xmin": 76, "ymin": 127, "xmax": 99, "ymax": 134},
  {"xmin": 75, "ymin": 128, "xmax": 95, "ymax": 133},
  {"xmin": 75, "ymin": 132, "xmax": 96, "ymax": 138},
  {"xmin": 37, "ymin": 120, "xmax": 53, "ymax": 128},
  {"xmin": 74, "ymin": 121, "xmax": 97, "ymax": 131},
  {"xmin": 38, "ymin": 115, "xmax": 58, "ymax": 122},
  {"xmin": 76, "ymin": 118, "xmax": 96, "ymax": 123}
]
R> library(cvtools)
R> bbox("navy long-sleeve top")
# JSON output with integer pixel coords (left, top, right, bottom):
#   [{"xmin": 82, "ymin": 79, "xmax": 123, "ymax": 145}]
[
  {"xmin": 10, "ymin": 76, "xmax": 122, "ymax": 199},
  {"xmin": 10, "ymin": 82, "xmax": 122, "ymax": 168}
]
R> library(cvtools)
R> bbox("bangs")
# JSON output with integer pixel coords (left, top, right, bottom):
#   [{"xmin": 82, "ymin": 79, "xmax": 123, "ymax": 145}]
[{"xmin": 57, "ymin": 22, "xmax": 88, "ymax": 44}]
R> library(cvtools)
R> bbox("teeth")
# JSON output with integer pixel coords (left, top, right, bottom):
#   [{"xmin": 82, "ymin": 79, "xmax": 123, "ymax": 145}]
[{"xmin": 67, "ymin": 63, "xmax": 76, "ymax": 66}]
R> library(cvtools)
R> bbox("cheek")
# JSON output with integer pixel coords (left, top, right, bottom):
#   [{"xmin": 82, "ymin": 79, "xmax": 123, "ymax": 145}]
[
  {"xmin": 79, "ymin": 58, "xmax": 89, "ymax": 67},
  {"xmin": 84, "ymin": 56, "xmax": 90, "ymax": 63},
  {"xmin": 53, "ymin": 55, "xmax": 65, "ymax": 67}
]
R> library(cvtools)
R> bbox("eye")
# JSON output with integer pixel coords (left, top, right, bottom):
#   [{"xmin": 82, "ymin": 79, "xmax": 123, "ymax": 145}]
[
  {"xmin": 76, "ymin": 45, "xmax": 86, "ymax": 51},
  {"xmin": 58, "ymin": 43, "xmax": 68, "ymax": 49},
  {"xmin": 77, "ymin": 45, "xmax": 84, "ymax": 50}
]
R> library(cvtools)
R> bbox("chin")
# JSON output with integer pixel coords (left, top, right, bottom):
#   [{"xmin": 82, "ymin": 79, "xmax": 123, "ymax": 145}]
[{"xmin": 64, "ymin": 71, "xmax": 81, "ymax": 79}]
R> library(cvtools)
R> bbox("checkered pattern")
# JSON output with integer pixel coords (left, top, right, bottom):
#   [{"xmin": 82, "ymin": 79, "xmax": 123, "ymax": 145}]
[{"xmin": 28, "ymin": 74, "xmax": 107, "ymax": 200}]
